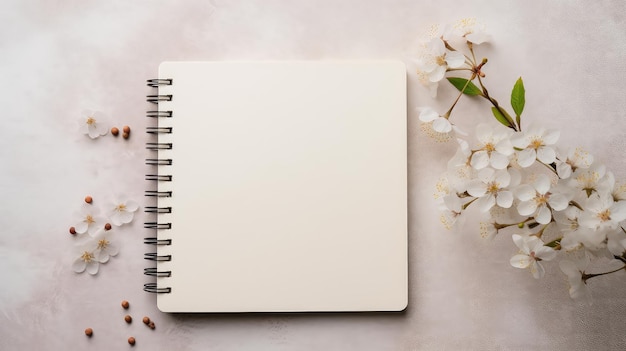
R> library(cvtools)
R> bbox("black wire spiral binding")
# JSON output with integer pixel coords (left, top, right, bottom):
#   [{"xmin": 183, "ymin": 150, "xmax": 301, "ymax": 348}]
[{"xmin": 144, "ymin": 77, "xmax": 173, "ymax": 294}]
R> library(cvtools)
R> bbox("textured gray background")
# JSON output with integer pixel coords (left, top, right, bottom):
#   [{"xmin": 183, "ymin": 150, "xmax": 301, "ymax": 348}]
[{"xmin": 1, "ymin": 1, "xmax": 625, "ymax": 350}]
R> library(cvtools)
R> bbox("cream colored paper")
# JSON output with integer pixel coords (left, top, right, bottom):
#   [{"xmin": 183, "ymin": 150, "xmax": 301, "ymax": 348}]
[{"xmin": 154, "ymin": 61, "xmax": 407, "ymax": 312}]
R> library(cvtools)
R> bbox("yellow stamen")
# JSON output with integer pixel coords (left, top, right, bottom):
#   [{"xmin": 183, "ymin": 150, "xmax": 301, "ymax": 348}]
[
  {"xmin": 86, "ymin": 117, "xmax": 96, "ymax": 125},
  {"xmin": 598, "ymin": 209, "xmax": 611, "ymax": 222},
  {"xmin": 484, "ymin": 142, "xmax": 496, "ymax": 153},
  {"xmin": 97, "ymin": 239, "xmax": 109, "ymax": 250},
  {"xmin": 81, "ymin": 251, "xmax": 94, "ymax": 263},
  {"xmin": 535, "ymin": 193, "xmax": 549, "ymax": 206},
  {"xmin": 487, "ymin": 181, "xmax": 500, "ymax": 194},
  {"xmin": 116, "ymin": 204, "xmax": 127, "ymax": 212},
  {"xmin": 85, "ymin": 215, "xmax": 95, "ymax": 225},
  {"xmin": 530, "ymin": 138, "xmax": 543, "ymax": 150}
]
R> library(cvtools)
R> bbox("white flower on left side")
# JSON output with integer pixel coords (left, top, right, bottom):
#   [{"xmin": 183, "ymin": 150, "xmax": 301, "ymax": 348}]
[
  {"xmin": 416, "ymin": 38, "xmax": 466, "ymax": 84},
  {"xmin": 92, "ymin": 229, "xmax": 119, "ymax": 263},
  {"xmin": 419, "ymin": 107, "xmax": 452, "ymax": 133},
  {"xmin": 79, "ymin": 110, "xmax": 109, "ymax": 139},
  {"xmin": 510, "ymin": 234, "xmax": 557, "ymax": 279},
  {"xmin": 72, "ymin": 241, "xmax": 99, "ymax": 275},
  {"xmin": 446, "ymin": 18, "xmax": 491, "ymax": 45},
  {"xmin": 511, "ymin": 126, "xmax": 560, "ymax": 168},
  {"xmin": 109, "ymin": 198, "xmax": 139, "ymax": 226},
  {"xmin": 73, "ymin": 204, "xmax": 107, "ymax": 236}
]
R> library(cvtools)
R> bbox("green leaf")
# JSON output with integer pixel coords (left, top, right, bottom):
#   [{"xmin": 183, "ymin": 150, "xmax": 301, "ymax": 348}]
[
  {"xmin": 446, "ymin": 77, "xmax": 482, "ymax": 96},
  {"xmin": 491, "ymin": 107, "xmax": 511, "ymax": 128},
  {"xmin": 511, "ymin": 77, "xmax": 525, "ymax": 117}
]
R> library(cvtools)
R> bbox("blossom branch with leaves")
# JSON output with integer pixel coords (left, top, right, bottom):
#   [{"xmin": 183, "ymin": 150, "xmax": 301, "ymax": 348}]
[{"xmin": 419, "ymin": 19, "xmax": 626, "ymax": 303}]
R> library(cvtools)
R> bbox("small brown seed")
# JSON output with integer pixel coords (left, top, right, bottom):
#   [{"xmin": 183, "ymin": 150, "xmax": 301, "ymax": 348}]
[
  {"xmin": 69, "ymin": 227, "xmax": 76, "ymax": 235},
  {"xmin": 122, "ymin": 132, "xmax": 130, "ymax": 139},
  {"xmin": 122, "ymin": 125, "xmax": 131, "ymax": 134},
  {"xmin": 128, "ymin": 336, "xmax": 135, "ymax": 345},
  {"xmin": 142, "ymin": 316, "xmax": 150, "ymax": 325},
  {"xmin": 85, "ymin": 328, "xmax": 93, "ymax": 337},
  {"xmin": 84, "ymin": 196, "xmax": 93, "ymax": 204},
  {"xmin": 121, "ymin": 300, "xmax": 130, "ymax": 309},
  {"xmin": 104, "ymin": 223, "xmax": 112, "ymax": 231},
  {"xmin": 148, "ymin": 321, "xmax": 155, "ymax": 330},
  {"xmin": 125, "ymin": 315, "xmax": 132, "ymax": 323},
  {"xmin": 111, "ymin": 127, "xmax": 119, "ymax": 136}
]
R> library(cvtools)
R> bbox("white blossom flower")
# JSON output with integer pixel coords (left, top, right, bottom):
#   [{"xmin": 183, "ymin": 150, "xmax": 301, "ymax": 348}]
[
  {"xmin": 599, "ymin": 171, "xmax": 626, "ymax": 202},
  {"xmin": 439, "ymin": 193, "xmax": 465, "ymax": 229},
  {"xmin": 510, "ymin": 234, "xmax": 557, "ymax": 278},
  {"xmin": 578, "ymin": 193, "xmax": 626, "ymax": 230},
  {"xmin": 467, "ymin": 167, "xmax": 519, "ymax": 212},
  {"xmin": 559, "ymin": 250, "xmax": 592, "ymax": 304},
  {"xmin": 445, "ymin": 142, "xmax": 474, "ymax": 193},
  {"xmin": 416, "ymin": 38, "xmax": 466, "ymax": 84},
  {"xmin": 470, "ymin": 123, "xmax": 514, "ymax": 170},
  {"xmin": 445, "ymin": 18, "xmax": 490, "ymax": 45},
  {"xmin": 72, "ymin": 241, "xmax": 99, "ymax": 275},
  {"xmin": 606, "ymin": 230, "xmax": 626, "ymax": 256},
  {"xmin": 416, "ymin": 70, "xmax": 440, "ymax": 98},
  {"xmin": 568, "ymin": 163, "xmax": 606, "ymax": 197},
  {"xmin": 515, "ymin": 174, "xmax": 569, "ymax": 224},
  {"xmin": 73, "ymin": 204, "xmax": 107, "ymax": 236},
  {"xmin": 419, "ymin": 107, "xmax": 452, "ymax": 133},
  {"xmin": 108, "ymin": 198, "xmax": 139, "ymax": 226},
  {"xmin": 79, "ymin": 110, "xmax": 109, "ymax": 139},
  {"xmin": 556, "ymin": 147, "xmax": 593, "ymax": 179},
  {"xmin": 554, "ymin": 206, "xmax": 606, "ymax": 251},
  {"xmin": 511, "ymin": 126, "xmax": 560, "ymax": 168},
  {"xmin": 92, "ymin": 229, "xmax": 119, "ymax": 263}
]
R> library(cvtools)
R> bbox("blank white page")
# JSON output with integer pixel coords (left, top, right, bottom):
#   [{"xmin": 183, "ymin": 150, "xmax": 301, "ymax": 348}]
[{"xmin": 154, "ymin": 61, "xmax": 407, "ymax": 312}]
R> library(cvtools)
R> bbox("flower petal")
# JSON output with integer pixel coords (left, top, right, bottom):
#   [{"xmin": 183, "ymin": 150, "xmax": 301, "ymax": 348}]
[
  {"xmin": 529, "ymin": 261, "xmax": 545, "ymax": 279},
  {"xmin": 72, "ymin": 258, "xmax": 87, "ymax": 273},
  {"xmin": 470, "ymin": 150, "xmax": 490, "ymax": 170},
  {"xmin": 534, "ymin": 245, "xmax": 557, "ymax": 261},
  {"xmin": 445, "ymin": 50, "xmax": 465, "ymax": 68},
  {"xmin": 512, "ymin": 234, "xmax": 528, "ymax": 252},
  {"xmin": 118, "ymin": 211, "xmax": 134, "ymax": 224},
  {"xmin": 496, "ymin": 190, "xmax": 513, "ymax": 208},
  {"xmin": 517, "ymin": 149, "xmax": 536, "ymax": 168},
  {"xmin": 419, "ymin": 108, "xmax": 439, "ymax": 122},
  {"xmin": 475, "ymin": 194, "xmax": 496, "ymax": 212},
  {"xmin": 428, "ymin": 65, "xmax": 446, "ymax": 83},
  {"xmin": 537, "ymin": 146, "xmax": 556, "ymax": 164},
  {"xmin": 548, "ymin": 193, "xmax": 569, "ymax": 211},
  {"xmin": 86, "ymin": 261, "xmax": 99, "ymax": 275},
  {"xmin": 467, "ymin": 180, "xmax": 487, "ymax": 197},
  {"xmin": 432, "ymin": 117, "xmax": 452, "ymax": 133},
  {"xmin": 534, "ymin": 174, "xmax": 551, "ymax": 195},
  {"xmin": 543, "ymin": 129, "xmax": 560, "ymax": 145},
  {"xmin": 536, "ymin": 205, "xmax": 552, "ymax": 224},
  {"xmin": 510, "ymin": 254, "xmax": 531, "ymax": 269},
  {"xmin": 515, "ymin": 184, "xmax": 536, "ymax": 202},
  {"xmin": 75, "ymin": 221, "xmax": 88, "ymax": 234},
  {"xmin": 489, "ymin": 152, "xmax": 510, "ymax": 170},
  {"xmin": 125, "ymin": 200, "xmax": 139, "ymax": 212},
  {"xmin": 517, "ymin": 200, "xmax": 537, "ymax": 216},
  {"xmin": 557, "ymin": 162, "xmax": 572, "ymax": 179}
]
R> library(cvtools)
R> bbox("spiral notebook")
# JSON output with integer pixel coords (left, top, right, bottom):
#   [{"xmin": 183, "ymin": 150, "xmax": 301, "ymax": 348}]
[{"xmin": 144, "ymin": 61, "xmax": 407, "ymax": 313}]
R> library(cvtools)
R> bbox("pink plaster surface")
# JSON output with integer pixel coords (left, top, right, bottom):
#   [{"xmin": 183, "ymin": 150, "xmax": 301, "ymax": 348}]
[{"xmin": 1, "ymin": 1, "xmax": 625, "ymax": 350}]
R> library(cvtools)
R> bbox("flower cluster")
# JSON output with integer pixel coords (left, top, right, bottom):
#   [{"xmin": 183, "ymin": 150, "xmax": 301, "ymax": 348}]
[
  {"xmin": 70, "ymin": 197, "xmax": 139, "ymax": 275},
  {"xmin": 419, "ymin": 19, "xmax": 626, "ymax": 303}
]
